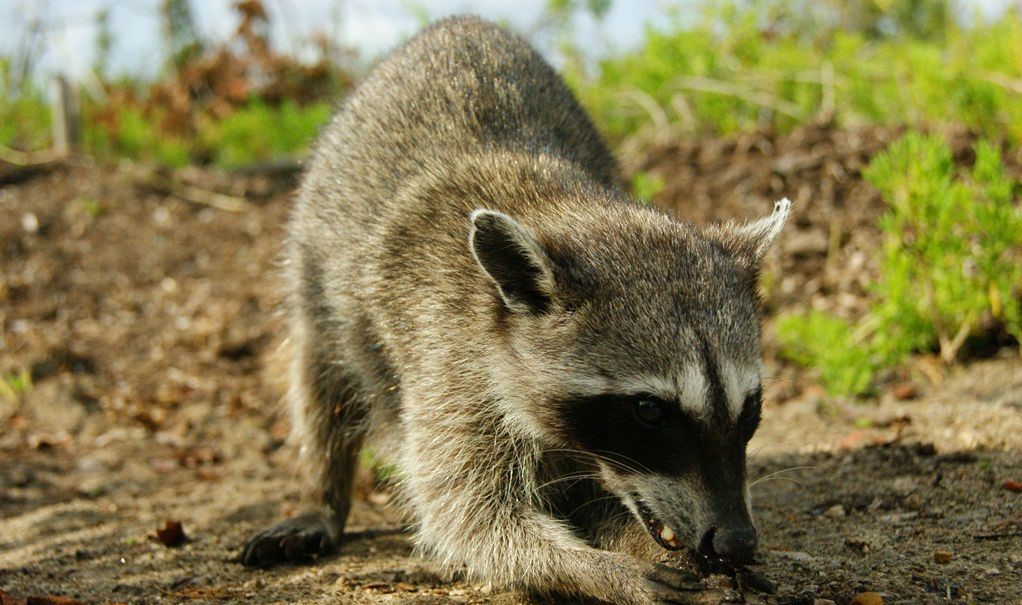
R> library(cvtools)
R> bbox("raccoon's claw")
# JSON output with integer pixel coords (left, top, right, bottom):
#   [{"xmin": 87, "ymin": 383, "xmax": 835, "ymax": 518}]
[
  {"xmin": 643, "ymin": 563, "xmax": 705, "ymax": 603},
  {"xmin": 240, "ymin": 513, "xmax": 336, "ymax": 567}
]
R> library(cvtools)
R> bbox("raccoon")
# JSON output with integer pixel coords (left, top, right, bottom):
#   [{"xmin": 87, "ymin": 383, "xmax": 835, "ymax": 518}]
[{"xmin": 240, "ymin": 15, "xmax": 790, "ymax": 605}]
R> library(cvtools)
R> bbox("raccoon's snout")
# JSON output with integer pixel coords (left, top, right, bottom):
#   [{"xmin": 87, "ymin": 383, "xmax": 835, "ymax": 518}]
[{"xmin": 698, "ymin": 524, "xmax": 758, "ymax": 564}]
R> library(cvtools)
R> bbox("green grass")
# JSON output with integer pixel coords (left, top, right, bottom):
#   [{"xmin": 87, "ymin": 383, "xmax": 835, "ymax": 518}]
[
  {"xmin": 0, "ymin": 369, "xmax": 32, "ymax": 402},
  {"xmin": 0, "ymin": 60, "xmax": 51, "ymax": 153},
  {"xmin": 84, "ymin": 106, "xmax": 192, "ymax": 167},
  {"xmin": 629, "ymin": 170, "xmax": 665, "ymax": 202},
  {"xmin": 81, "ymin": 99, "xmax": 331, "ymax": 168},
  {"xmin": 571, "ymin": 4, "xmax": 1022, "ymax": 144},
  {"xmin": 201, "ymin": 100, "xmax": 331, "ymax": 168},
  {"xmin": 776, "ymin": 311, "xmax": 876, "ymax": 397},
  {"xmin": 776, "ymin": 133, "xmax": 1022, "ymax": 397}
]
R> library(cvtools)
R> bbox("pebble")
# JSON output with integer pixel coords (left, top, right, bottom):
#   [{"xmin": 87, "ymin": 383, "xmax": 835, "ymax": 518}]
[
  {"xmin": 850, "ymin": 592, "xmax": 884, "ymax": 605},
  {"xmin": 933, "ymin": 550, "xmax": 952, "ymax": 564},
  {"xmin": 823, "ymin": 504, "xmax": 846, "ymax": 518},
  {"xmin": 813, "ymin": 600, "xmax": 837, "ymax": 605},
  {"xmin": 22, "ymin": 212, "xmax": 40, "ymax": 233}
]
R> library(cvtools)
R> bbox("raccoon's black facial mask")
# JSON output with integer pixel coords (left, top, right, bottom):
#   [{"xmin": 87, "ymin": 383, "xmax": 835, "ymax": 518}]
[
  {"xmin": 556, "ymin": 390, "xmax": 760, "ymax": 476},
  {"xmin": 555, "ymin": 388, "xmax": 762, "ymax": 553}
]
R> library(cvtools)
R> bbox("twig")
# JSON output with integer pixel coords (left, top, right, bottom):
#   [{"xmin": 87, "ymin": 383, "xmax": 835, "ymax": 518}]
[
  {"xmin": 978, "ymin": 71, "xmax": 1022, "ymax": 94},
  {"xmin": 670, "ymin": 75, "xmax": 804, "ymax": 119},
  {"xmin": 0, "ymin": 145, "xmax": 64, "ymax": 167},
  {"xmin": 133, "ymin": 169, "xmax": 249, "ymax": 212},
  {"xmin": 616, "ymin": 89, "xmax": 671, "ymax": 136},
  {"xmin": 972, "ymin": 531, "xmax": 1022, "ymax": 541}
]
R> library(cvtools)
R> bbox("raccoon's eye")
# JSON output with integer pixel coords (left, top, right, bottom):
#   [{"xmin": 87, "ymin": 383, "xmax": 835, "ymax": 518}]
[
  {"xmin": 738, "ymin": 387, "xmax": 763, "ymax": 441},
  {"xmin": 634, "ymin": 398, "xmax": 667, "ymax": 427}
]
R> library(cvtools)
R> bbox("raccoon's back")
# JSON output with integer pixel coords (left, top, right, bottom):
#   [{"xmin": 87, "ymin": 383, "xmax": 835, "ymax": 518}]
[{"xmin": 297, "ymin": 15, "xmax": 616, "ymax": 231}]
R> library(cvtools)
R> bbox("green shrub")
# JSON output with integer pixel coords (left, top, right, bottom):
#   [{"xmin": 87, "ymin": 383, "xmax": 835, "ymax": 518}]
[
  {"xmin": 865, "ymin": 133, "xmax": 1022, "ymax": 363},
  {"xmin": 776, "ymin": 133, "xmax": 1022, "ymax": 396},
  {"xmin": 776, "ymin": 311, "xmax": 875, "ymax": 397},
  {"xmin": 202, "ymin": 100, "xmax": 331, "ymax": 168},
  {"xmin": 84, "ymin": 106, "xmax": 192, "ymax": 167},
  {"xmin": 572, "ymin": 3, "xmax": 1022, "ymax": 144}
]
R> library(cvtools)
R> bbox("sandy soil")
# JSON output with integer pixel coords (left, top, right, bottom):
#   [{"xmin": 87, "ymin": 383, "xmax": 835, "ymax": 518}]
[{"xmin": 2, "ymin": 125, "xmax": 1021, "ymax": 605}]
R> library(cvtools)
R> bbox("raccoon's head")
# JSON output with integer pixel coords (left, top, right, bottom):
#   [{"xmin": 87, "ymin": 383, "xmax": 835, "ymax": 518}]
[{"xmin": 468, "ymin": 198, "xmax": 791, "ymax": 564}]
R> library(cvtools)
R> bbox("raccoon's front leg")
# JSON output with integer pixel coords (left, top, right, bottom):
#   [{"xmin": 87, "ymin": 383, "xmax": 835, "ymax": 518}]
[
  {"xmin": 407, "ymin": 428, "xmax": 704, "ymax": 605},
  {"xmin": 241, "ymin": 314, "xmax": 366, "ymax": 567}
]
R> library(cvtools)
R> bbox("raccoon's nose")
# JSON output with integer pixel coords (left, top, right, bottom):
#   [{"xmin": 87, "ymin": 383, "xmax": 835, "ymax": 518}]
[{"xmin": 700, "ymin": 525, "xmax": 758, "ymax": 564}]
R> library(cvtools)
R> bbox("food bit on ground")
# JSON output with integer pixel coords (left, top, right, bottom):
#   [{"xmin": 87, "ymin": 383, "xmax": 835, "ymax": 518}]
[
  {"xmin": 934, "ymin": 550, "xmax": 953, "ymax": 564},
  {"xmin": 654, "ymin": 548, "xmax": 776, "ymax": 601},
  {"xmin": 1003, "ymin": 479, "xmax": 1022, "ymax": 493},
  {"xmin": 156, "ymin": 520, "xmax": 188, "ymax": 547},
  {"xmin": 850, "ymin": 591, "xmax": 884, "ymax": 605}
]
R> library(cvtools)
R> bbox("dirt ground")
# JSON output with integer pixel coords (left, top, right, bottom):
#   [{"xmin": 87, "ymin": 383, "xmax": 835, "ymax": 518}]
[{"xmin": 2, "ymin": 124, "xmax": 1021, "ymax": 605}]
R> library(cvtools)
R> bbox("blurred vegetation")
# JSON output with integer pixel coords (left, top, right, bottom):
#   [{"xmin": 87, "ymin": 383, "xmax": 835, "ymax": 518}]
[
  {"xmin": 0, "ymin": 59, "xmax": 51, "ymax": 152},
  {"xmin": 569, "ymin": 0, "xmax": 1022, "ymax": 145},
  {"xmin": 776, "ymin": 311, "xmax": 876, "ymax": 397},
  {"xmin": 3, "ymin": 0, "xmax": 1022, "ymax": 167},
  {"xmin": 778, "ymin": 133, "xmax": 1022, "ymax": 397},
  {"xmin": 2, "ymin": 0, "xmax": 352, "ymax": 167}
]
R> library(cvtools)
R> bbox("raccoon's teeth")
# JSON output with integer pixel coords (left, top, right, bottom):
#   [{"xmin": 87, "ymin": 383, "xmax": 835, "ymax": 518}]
[{"xmin": 660, "ymin": 525, "xmax": 676, "ymax": 544}]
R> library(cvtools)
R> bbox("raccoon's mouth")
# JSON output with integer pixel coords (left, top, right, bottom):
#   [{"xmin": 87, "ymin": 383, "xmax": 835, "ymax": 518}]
[{"xmin": 635, "ymin": 499, "xmax": 683, "ymax": 550}]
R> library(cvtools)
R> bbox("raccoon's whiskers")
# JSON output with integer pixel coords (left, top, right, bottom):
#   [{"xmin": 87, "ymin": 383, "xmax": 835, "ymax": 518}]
[
  {"xmin": 564, "ymin": 494, "xmax": 625, "ymax": 519},
  {"xmin": 750, "ymin": 465, "xmax": 814, "ymax": 487},
  {"xmin": 535, "ymin": 472, "xmax": 602, "ymax": 492},
  {"xmin": 543, "ymin": 447, "xmax": 650, "ymax": 476},
  {"xmin": 591, "ymin": 450, "xmax": 653, "ymax": 475}
]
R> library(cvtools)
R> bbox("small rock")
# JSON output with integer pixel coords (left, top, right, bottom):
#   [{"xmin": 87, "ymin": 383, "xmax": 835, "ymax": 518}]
[
  {"xmin": 1003, "ymin": 479, "xmax": 1022, "ymax": 493},
  {"xmin": 823, "ymin": 504, "xmax": 846, "ymax": 518},
  {"xmin": 813, "ymin": 600, "xmax": 837, "ymax": 605},
  {"xmin": 21, "ymin": 212, "xmax": 40, "ymax": 233},
  {"xmin": 933, "ymin": 550, "xmax": 952, "ymax": 564},
  {"xmin": 770, "ymin": 550, "xmax": 818, "ymax": 563},
  {"xmin": 892, "ymin": 383, "xmax": 918, "ymax": 400},
  {"xmin": 879, "ymin": 511, "xmax": 918, "ymax": 524},
  {"xmin": 850, "ymin": 592, "xmax": 884, "ymax": 605}
]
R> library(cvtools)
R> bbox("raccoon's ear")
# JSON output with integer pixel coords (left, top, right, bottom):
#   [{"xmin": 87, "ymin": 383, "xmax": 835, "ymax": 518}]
[
  {"xmin": 709, "ymin": 198, "xmax": 791, "ymax": 265},
  {"xmin": 469, "ymin": 209, "xmax": 555, "ymax": 315}
]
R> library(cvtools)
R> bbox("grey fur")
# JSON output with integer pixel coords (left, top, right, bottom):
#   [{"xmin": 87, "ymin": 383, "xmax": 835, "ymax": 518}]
[{"xmin": 241, "ymin": 16, "xmax": 788, "ymax": 605}]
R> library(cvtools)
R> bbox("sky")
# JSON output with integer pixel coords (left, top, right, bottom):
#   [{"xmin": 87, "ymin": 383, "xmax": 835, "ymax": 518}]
[
  {"xmin": 0, "ymin": 0, "xmax": 661, "ymax": 82},
  {"xmin": 0, "ymin": 0, "xmax": 1015, "ymax": 84}
]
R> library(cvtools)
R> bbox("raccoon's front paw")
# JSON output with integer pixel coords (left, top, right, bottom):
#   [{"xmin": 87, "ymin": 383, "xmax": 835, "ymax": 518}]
[
  {"xmin": 640, "ymin": 563, "xmax": 706, "ymax": 604},
  {"xmin": 240, "ymin": 513, "xmax": 337, "ymax": 567}
]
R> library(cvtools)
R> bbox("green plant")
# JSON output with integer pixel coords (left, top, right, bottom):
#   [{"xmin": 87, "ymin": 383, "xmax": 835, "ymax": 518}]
[
  {"xmin": 359, "ymin": 448, "xmax": 399, "ymax": 483},
  {"xmin": 570, "ymin": 2, "xmax": 1022, "ymax": 144},
  {"xmin": 865, "ymin": 133, "xmax": 1022, "ymax": 363},
  {"xmin": 0, "ymin": 60, "xmax": 51, "ymax": 152},
  {"xmin": 630, "ymin": 170, "xmax": 665, "ymax": 202},
  {"xmin": 776, "ymin": 311, "xmax": 875, "ymax": 397},
  {"xmin": 75, "ymin": 197, "xmax": 105, "ymax": 218},
  {"xmin": 776, "ymin": 132, "xmax": 1022, "ymax": 396},
  {"xmin": 201, "ymin": 100, "xmax": 331, "ymax": 168},
  {"xmin": 84, "ymin": 105, "xmax": 192, "ymax": 167},
  {"xmin": 0, "ymin": 368, "xmax": 32, "ymax": 402}
]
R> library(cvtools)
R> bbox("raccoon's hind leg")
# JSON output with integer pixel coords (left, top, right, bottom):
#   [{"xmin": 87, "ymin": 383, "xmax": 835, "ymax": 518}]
[{"xmin": 241, "ymin": 299, "xmax": 367, "ymax": 567}]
